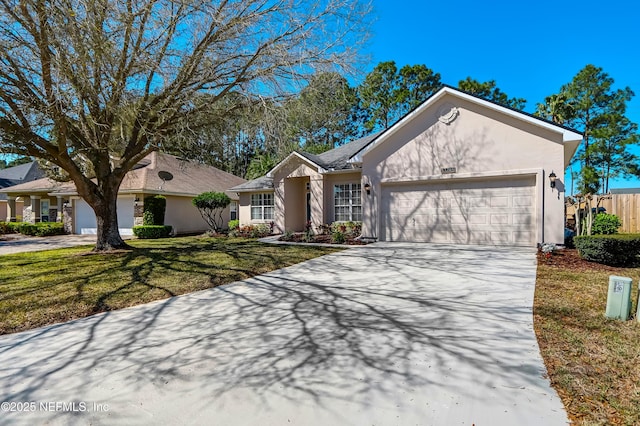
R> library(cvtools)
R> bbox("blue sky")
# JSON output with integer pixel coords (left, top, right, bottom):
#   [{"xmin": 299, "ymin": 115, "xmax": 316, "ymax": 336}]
[{"xmin": 363, "ymin": 0, "xmax": 640, "ymax": 190}]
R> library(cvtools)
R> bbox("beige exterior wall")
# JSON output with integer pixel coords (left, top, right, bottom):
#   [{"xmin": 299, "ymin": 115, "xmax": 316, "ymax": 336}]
[
  {"xmin": 0, "ymin": 201, "xmax": 5, "ymax": 222},
  {"xmin": 362, "ymin": 93, "xmax": 566, "ymax": 245},
  {"xmin": 164, "ymin": 195, "xmax": 232, "ymax": 234}
]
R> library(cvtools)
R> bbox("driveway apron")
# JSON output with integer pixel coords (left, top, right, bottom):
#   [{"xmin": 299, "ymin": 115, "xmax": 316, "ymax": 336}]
[{"xmin": 0, "ymin": 242, "xmax": 568, "ymax": 425}]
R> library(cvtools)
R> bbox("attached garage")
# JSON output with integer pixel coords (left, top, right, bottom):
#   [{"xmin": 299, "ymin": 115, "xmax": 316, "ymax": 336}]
[
  {"xmin": 380, "ymin": 176, "xmax": 537, "ymax": 246},
  {"xmin": 74, "ymin": 198, "xmax": 135, "ymax": 235}
]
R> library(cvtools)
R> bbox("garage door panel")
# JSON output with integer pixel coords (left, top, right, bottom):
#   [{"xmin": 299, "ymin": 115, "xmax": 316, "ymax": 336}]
[
  {"xmin": 381, "ymin": 177, "xmax": 536, "ymax": 246},
  {"xmin": 514, "ymin": 231, "xmax": 533, "ymax": 245},
  {"xmin": 75, "ymin": 198, "xmax": 135, "ymax": 235}
]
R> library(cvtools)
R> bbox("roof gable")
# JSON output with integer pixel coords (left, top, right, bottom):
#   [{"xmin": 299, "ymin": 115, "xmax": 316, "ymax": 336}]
[
  {"xmin": 350, "ymin": 86, "xmax": 583, "ymax": 167},
  {"xmin": 265, "ymin": 133, "xmax": 381, "ymax": 178}
]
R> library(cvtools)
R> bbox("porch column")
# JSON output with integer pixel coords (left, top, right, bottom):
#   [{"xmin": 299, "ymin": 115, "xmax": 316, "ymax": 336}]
[
  {"xmin": 63, "ymin": 200, "xmax": 73, "ymax": 234},
  {"xmin": 309, "ymin": 176, "xmax": 324, "ymax": 230},
  {"xmin": 30, "ymin": 195, "xmax": 41, "ymax": 223},
  {"xmin": 7, "ymin": 196, "xmax": 16, "ymax": 222},
  {"xmin": 56, "ymin": 196, "xmax": 63, "ymax": 222}
]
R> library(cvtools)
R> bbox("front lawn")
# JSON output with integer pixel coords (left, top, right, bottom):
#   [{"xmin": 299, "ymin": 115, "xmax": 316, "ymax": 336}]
[
  {"xmin": 535, "ymin": 249, "xmax": 640, "ymax": 425},
  {"xmin": 0, "ymin": 237, "xmax": 341, "ymax": 335}
]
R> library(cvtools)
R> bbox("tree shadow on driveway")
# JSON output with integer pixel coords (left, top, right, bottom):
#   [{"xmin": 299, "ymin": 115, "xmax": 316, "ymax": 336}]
[{"xmin": 0, "ymin": 243, "xmax": 567, "ymax": 425}]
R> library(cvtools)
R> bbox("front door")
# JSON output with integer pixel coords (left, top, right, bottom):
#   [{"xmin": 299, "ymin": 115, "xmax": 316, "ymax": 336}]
[{"xmin": 306, "ymin": 192, "xmax": 311, "ymax": 222}]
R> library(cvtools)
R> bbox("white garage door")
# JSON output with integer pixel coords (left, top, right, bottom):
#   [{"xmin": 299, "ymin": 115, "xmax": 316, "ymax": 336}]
[
  {"xmin": 75, "ymin": 198, "xmax": 135, "ymax": 235},
  {"xmin": 381, "ymin": 177, "xmax": 536, "ymax": 246}
]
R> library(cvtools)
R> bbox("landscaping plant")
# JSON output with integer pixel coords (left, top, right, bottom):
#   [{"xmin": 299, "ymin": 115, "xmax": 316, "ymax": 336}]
[
  {"xmin": 132, "ymin": 225, "xmax": 173, "ymax": 239},
  {"xmin": 192, "ymin": 192, "xmax": 231, "ymax": 232},
  {"xmin": 143, "ymin": 196, "xmax": 167, "ymax": 225},
  {"xmin": 574, "ymin": 234, "xmax": 640, "ymax": 266},
  {"xmin": 591, "ymin": 213, "xmax": 621, "ymax": 235}
]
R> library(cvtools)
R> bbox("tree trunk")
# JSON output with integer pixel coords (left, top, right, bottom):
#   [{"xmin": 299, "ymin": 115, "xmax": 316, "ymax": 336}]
[
  {"xmin": 74, "ymin": 173, "xmax": 131, "ymax": 252},
  {"xmin": 93, "ymin": 196, "xmax": 131, "ymax": 251}
]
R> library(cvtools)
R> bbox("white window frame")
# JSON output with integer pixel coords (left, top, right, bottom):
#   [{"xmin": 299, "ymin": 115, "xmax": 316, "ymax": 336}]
[
  {"xmin": 334, "ymin": 183, "xmax": 362, "ymax": 222},
  {"xmin": 230, "ymin": 201, "xmax": 238, "ymax": 221},
  {"xmin": 251, "ymin": 193, "xmax": 274, "ymax": 221}
]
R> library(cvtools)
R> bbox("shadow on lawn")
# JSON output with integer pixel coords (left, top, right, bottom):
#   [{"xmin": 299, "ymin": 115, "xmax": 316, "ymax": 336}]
[{"xmin": 0, "ymin": 244, "xmax": 547, "ymax": 422}]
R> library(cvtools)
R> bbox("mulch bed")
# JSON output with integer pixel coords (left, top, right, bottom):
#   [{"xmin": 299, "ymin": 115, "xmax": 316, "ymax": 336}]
[
  {"xmin": 537, "ymin": 248, "xmax": 627, "ymax": 273},
  {"xmin": 279, "ymin": 233, "xmax": 368, "ymax": 245}
]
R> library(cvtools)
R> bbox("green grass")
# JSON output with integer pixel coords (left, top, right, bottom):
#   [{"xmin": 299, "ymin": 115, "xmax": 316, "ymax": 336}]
[
  {"xmin": 0, "ymin": 236, "xmax": 341, "ymax": 335},
  {"xmin": 535, "ymin": 251, "xmax": 640, "ymax": 425}
]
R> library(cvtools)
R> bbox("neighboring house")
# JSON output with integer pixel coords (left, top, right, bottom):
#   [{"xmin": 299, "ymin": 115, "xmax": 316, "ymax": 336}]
[
  {"xmin": 231, "ymin": 86, "xmax": 582, "ymax": 246},
  {"xmin": 1, "ymin": 152, "xmax": 246, "ymax": 235},
  {"xmin": 0, "ymin": 161, "xmax": 45, "ymax": 222}
]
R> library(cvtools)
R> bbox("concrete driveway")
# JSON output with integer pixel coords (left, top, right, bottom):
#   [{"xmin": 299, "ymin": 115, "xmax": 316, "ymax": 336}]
[
  {"xmin": 0, "ymin": 243, "xmax": 567, "ymax": 425},
  {"xmin": 0, "ymin": 234, "xmax": 99, "ymax": 255}
]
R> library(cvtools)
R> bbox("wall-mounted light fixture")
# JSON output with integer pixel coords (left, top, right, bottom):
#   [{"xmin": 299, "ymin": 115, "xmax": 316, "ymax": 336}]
[
  {"xmin": 549, "ymin": 171, "xmax": 557, "ymax": 189},
  {"xmin": 134, "ymin": 196, "xmax": 140, "ymax": 206},
  {"xmin": 364, "ymin": 183, "xmax": 371, "ymax": 195}
]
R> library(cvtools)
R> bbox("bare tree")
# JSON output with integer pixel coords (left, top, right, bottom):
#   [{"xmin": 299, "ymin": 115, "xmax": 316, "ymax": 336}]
[{"xmin": 0, "ymin": 0, "xmax": 371, "ymax": 250}]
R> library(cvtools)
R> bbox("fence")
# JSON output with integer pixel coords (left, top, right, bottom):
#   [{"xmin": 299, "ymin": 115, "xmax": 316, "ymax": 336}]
[{"xmin": 566, "ymin": 193, "xmax": 640, "ymax": 234}]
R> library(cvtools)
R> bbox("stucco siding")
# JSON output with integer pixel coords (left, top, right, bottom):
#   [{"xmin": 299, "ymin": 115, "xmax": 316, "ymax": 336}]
[
  {"xmin": 362, "ymin": 93, "xmax": 567, "ymax": 245},
  {"xmin": 164, "ymin": 195, "xmax": 218, "ymax": 234}
]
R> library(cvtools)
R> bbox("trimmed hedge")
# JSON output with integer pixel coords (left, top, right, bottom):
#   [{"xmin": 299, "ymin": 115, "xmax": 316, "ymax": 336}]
[
  {"xmin": 32, "ymin": 222, "xmax": 66, "ymax": 237},
  {"xmin": 132, "ymin": 225, "xmax": 173, "ymax": 239},
  {"xmin": 143, "ymin": 195, "xmax": 167, "ymax": 226},
  {"xmin": 574, "ymin": 234, "xmax": 640, "ymax": 266},
  {"xmin": 1, "ymin": 222, "xmax": 65, "ymax": 236},
  {"xmin": 0, "ymin": 222, "xmax": 12, "ymax": 234}
]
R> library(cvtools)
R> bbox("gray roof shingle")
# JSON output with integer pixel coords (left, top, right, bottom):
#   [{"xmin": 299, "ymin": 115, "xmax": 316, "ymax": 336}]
[
  {"xmin": 230, "ymin": 176, "xmax": 274, "ymax": 192},
  {"xmin": 0, "ymin": 153, "xmax": 246, "ymax": 200},
  {"xmin": 313, "ymin": 132, "xmax": 381, "ymax": 170},
  {"xmin": 0, "ymin": 162, "xmax": 45, "ymax": 201}
]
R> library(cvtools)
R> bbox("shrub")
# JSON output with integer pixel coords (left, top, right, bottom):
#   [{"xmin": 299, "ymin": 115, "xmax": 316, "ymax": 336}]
[
  {"xmin": 192, "ymin": 192, "xmax": 231, "ymax": 232},
  {"xmin": 0, "ymin": 222, "xmax": 12, "ymax": 234},
  {"xmin": 143, "ymin": 195, "xmax": 166, "ymax": 225},
  {"xmin": 591, "ymin": 213, "xmax": 622, "ymax": 235},
  {"xmin": 228, "ymin": 219, "xmax": 239, "ymax": 230},
  {"xmin": 281, "ymin": 230, "xmax": 294, "ymax": 241},
  {"xmin": 315, "ymin": 224, "xmax": 330, "ymax": 235},
  {"xmin": 132, "ymin": 225, "xmax": 173, "ymax": 239},
  {"xmin": 574, "ymin": 234, "xmax": 640, "ymax": 266},
  {"xmin": 142, "ymin": 210, "xmax": 155, "ymax": 226},
  {"xmin": 331, "ymin": 231, "xmax": 345, "ymax": 244},
  {"xmin": 33, "ymin": 222, "xmax": 65, "ymax": 236},
  {"xmin": 229, "ymin": 224, "xmax": 270, "ymax": 238},
  {"xmin": 330, "ymin": 221, "xmax": 362, "ymax": 236},
  {"xmin": 17, "ymin": 222, "xmax": 37, "ymax": 236},
  {"xmin": 304, "ymin": 220, "xmax": 314, "ymax": 242},
  {"xmin": 6, "ymin": 222, "xmax": 22, "ymax": 234}
]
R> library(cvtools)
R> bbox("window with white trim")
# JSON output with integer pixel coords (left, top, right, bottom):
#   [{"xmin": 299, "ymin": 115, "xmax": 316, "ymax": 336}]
[
  {"xmin": 334, "ymin": 183, "xmax": 361, "ymax": 222},
  {"xmin": 230, "ymin": 201, "xmax": 238, "ymax": 221},
  {"xmin": 251, "ymin": 193, "xmax": 274, "ymax": 221}
]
